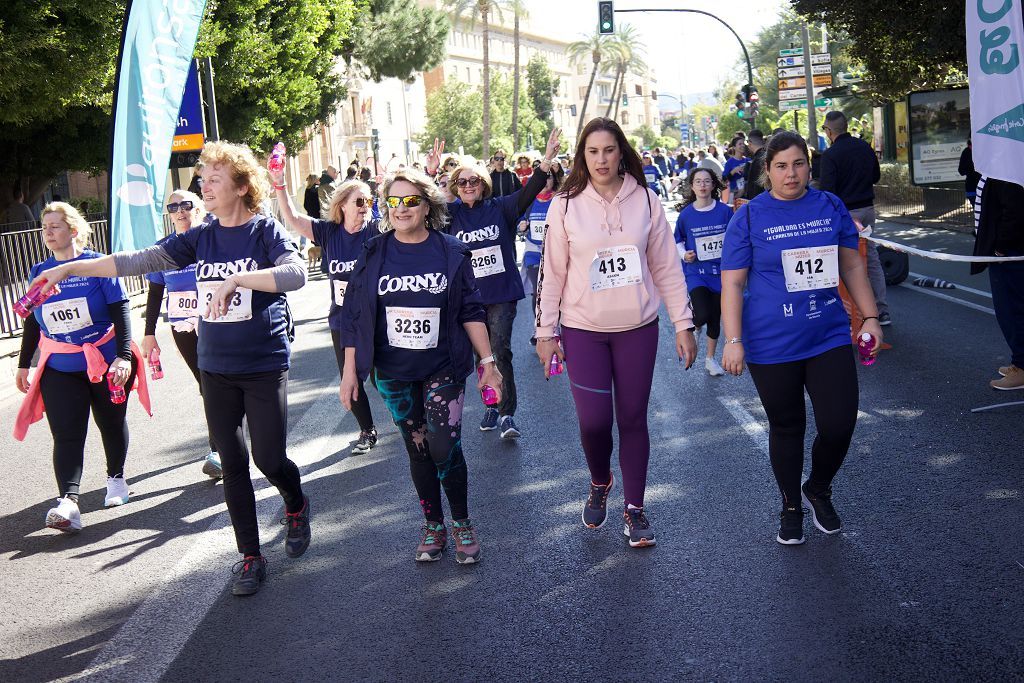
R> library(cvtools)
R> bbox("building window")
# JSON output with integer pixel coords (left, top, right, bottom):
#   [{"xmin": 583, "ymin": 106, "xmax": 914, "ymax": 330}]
[
  {"xmin": 466, "ymin": 66, "xmax": 472, "ymax": 82},
  {"xmin": 387, "ymin": 102, "xmax": 393, "ymax": 125},
  {"xmin": 622, "ymin": 112, "xmax": 630, "ymax": 125},
  {"xmin": 635, "ymin": 84, "xmax": 643, "ymax": 96}
]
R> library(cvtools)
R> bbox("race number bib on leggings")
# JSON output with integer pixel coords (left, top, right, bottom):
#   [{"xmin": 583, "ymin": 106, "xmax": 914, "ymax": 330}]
[
  {"xmin": 386, "ymin": 307, "xmax": 440, "ymax": 349},
  {"xmin": 42, "ymin": 297, "xmax": 93, "ymax": 335},
  {"xmin": 333, "ymin": 280, "xmax": 348, "ymax": 307},
  {"xmin": 197, "ymin": 281, "xmax": 253, "ymax": 323},
  {"xmin": 589, "ymin": 245, "xmax": 642, "ymax": 291},
  {"xmin": 781, "ymin": 245, "xmax": 839, "ymax": 292},
  {"xmin": 471, "ymin": 245, "xmax": 505, "ymax": 279},
  {"xmin": 168, "ymin": 290, "xmax": 199, "ymax": 319},
  {"xmin": 694, "ymin": 234, "xmax": 724, "ymax": 261}
]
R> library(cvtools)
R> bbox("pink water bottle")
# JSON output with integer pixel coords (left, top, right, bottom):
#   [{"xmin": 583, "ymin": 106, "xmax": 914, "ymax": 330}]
[
  {"xmin": 268, "ymin": 142, "xmax": 286, "ymax": 174},
  {"xmin": 13, "ymin": 280, "xmax": 59, "ymax": 318},
  {"xmin": 858, "ymin": 332, "xmax": 877, "ymax": 367},
  {"xmin": 148, "ymin": 350, "xmax": 164, "ymax": 380},
  {"xmin": 107, "ymin": 373, "xmax": 126, "ymax": 404},
  {"xmin": 549, "ymin": 353, "xmax": 563, "ymax": 376},
  {"xmin": 478, "ymin": 366, "xmax": 498, "ymax": 406}
]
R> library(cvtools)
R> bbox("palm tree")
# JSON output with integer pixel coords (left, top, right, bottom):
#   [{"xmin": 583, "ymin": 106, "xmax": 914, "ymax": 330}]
[
  {"xmin": 445, "ymin": 0, "xmax": 508, "ymax": 159},
  {"xmin": 567, "ymin": 32, "xmax": 618, "ymax": 139},
  {"xmin": 510, "ymin": 0, "xmax": 528, "ymax": 150},
  {"xmin": 604, "ymin": 25, "xmax": 647, "ymax": 120}
]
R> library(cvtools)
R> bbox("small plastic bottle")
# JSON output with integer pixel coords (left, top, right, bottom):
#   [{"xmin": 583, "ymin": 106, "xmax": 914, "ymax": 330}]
[
  {"xmin": 13, "ymin": 280, "xmax": 59, "ymax": 318},
  {"xmin": 478, "ymin": 365, "xmax": 498, "ymax": 406},
  {"xmin": 268, "ymin": 142, "xmax": 286, "ymax": 174},
  {"xmin": 148, "ymin": 350, "xmax": 164, "ymax": 380},
  {"xmin": 108, "ymin": 373, "xmax": 127, "ymax": 404},
  {"xmin": 549, "ymin": 353, "xmax": 563, "ymax": 376},
  {"xmin": 857, "ymin": 332, "xmax": 877, "ymax": 367}
]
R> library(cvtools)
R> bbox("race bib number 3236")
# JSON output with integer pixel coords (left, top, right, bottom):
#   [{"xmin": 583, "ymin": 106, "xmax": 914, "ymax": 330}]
[
  {"xmin": 781, "ymin": 245, "xmax": 839, "ymax": 292},
  {"xmin": 386, "ymin": 307, "xmax": 440, "ymax": 349}
]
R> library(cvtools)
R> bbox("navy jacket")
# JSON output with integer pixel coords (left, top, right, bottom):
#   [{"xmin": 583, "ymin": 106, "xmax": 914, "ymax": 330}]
[
  {"xmin": 819, "ymin": 133, "xmax": 880, "ymax": 211},
  {"xmin": 340, "ymin": 230, "xmax": 487, "ymax": 381}
]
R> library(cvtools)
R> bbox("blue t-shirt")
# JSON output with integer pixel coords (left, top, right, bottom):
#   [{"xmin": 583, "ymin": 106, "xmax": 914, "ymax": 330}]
[
  {"xmin": 160, "ymin": 215, "xmax": 297, "ymax": 374},
  {"xmin": 147, "ymin": 264, "xmax": 199, "ymax": 324},
  {"xmin": 720, "ymin": 188, "xmax": 860, "ymax": 364},
  {"xmin": 674, "ymin": 201, "xmax": 732, "ymax": 294},
  {"xmin": 521, "ymin": 196, "xmax": 554, "ymax": 268},
  {"xmin": 31, "ymin": 250, "xmax": 128, "ymax": 373},
  {"xmin": 642, "ymin": 164, "xmax": 663, "ymax": 193},
  {"xmin": 723, "ymin": 156, "xmax": 750, "ymax": 193},
  {"xmin": 311, "ymin": 219, "xmax": 378, "ymax": 330},
  {"xmin": 446, "ymin": 195, "xmax": 526, "ymax": 305},
  {"xmin": 373, "ymin": 231, "xmax": 451, "ymax": 381}
]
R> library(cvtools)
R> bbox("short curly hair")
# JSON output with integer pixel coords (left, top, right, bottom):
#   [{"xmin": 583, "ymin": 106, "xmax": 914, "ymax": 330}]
[{"xmin": 199, "ymin": 141, "xmax": 268, "ymax": 213}]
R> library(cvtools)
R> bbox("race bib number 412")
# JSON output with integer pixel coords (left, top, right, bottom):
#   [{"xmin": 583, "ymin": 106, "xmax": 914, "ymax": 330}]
[
  {"xmin": 781, "ymin": 245, "xmax": 839, "ymax": 292},
  {"xmin": 589, "ymin": 245, "xmax": 643, "ymax": 291}
]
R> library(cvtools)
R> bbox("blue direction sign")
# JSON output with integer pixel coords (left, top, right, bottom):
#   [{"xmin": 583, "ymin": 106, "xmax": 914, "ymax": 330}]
[{"xmin": 172, "ymin": 60, "xmax": 205, "ymax": 153}]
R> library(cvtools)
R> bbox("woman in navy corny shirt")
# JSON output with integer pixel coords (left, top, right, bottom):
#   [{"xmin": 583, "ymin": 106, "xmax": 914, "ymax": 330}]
[
  {"xmin": 273, "ymin": 166, "xmax": 381, "ymax": 455},
  {"xmin": 720, "ymin": 131, "xmax": 883, "ymax": 546},
  {"xmin": 340, "ymin": 169, "xmax": 501, "ymax": 565},
  {"xmin": 30, "ymin": 141, "xmax": 312, "ymax": 597}
]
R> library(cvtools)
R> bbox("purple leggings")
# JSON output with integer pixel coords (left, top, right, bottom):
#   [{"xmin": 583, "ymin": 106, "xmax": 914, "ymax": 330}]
[{"xmin": 561, "ymin": 320, "xmax": 659, "ymax": 507}]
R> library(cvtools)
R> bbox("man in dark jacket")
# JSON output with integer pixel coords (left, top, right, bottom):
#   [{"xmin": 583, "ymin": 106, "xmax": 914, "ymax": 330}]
[
  {"xmin": 819, "ymin": 110, "xmax": 891, "ymax": 325},
  {"xmin": 742, "ymin": 129, "xmax": 766, "ymax": 199},
  {"xmin": 488, "ymin": 150, "xmax": 521, "ymax": 197},
  {"xmin": 958, "ymin": 139, "xmax": 981, "ymax": 201}
]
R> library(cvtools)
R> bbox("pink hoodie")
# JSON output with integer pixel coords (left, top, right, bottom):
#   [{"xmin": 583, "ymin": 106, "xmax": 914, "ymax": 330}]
[{"xmin": 536, "ymin": 174, "xmax": 693, "ymax": 337}]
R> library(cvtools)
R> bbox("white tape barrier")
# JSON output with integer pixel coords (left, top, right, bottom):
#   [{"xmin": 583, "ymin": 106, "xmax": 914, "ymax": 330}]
[{"xmin": 865, "ymin": 235, "xmax": 1024, "ymax": 263}]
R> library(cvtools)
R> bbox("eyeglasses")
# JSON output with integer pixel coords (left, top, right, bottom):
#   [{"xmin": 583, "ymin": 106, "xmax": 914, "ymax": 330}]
[
  {"xmin": 353, "ymin": 197, "xmax": 368, "ymax": 207},
  {"xmin": 166, "ymin": 201, "xmax": 194, "ymax": 213},
  {"xmin": 445, "ymin": 161, "xmax": 458, "ymax": 168},
  {"xmin": 493, "ymin": 156, "xmax": 506, "ymax": 161},
  {"xmin": 385, "ymin": 195, "xmax": 424, "ymax": 208},
  {"xmin": 456, "ymin": 176, "xmax": 482, "ymax": 188}
]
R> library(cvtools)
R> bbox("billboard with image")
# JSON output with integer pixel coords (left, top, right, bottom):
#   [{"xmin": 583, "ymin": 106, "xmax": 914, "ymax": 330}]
[{"xmin": 908, "ymin": 88, "xmax": 971, "ymax": 186}]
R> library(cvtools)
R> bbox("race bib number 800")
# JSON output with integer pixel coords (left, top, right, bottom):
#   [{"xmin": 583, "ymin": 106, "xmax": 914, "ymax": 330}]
[
  {"xmin": 781, "ymin": 245, "xmax": 839, "ymax": 292},
  {"xmin": 589, "ymin": 245, "xmax": 643, "ymax": 291},
  {"xmin": 167, "ymin": 290, "xmax": 199, "ymax": 319}
]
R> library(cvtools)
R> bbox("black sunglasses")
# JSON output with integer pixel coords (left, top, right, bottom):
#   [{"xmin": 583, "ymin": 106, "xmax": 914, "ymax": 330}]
[
  {"xmin": 456, "ymin": 176, "xmax": 482, "ymax": 188},
  {"xmin": 166, "ymin": 201, "xmax": 194, "ymax": 213},
  {"xmin": 385, "ymin": 195, "xmax": 424, "ymax": 208},
  {"xmin": 493, "ymin": 156, "xmax": 506, "ymax": 161},
  {"xmin": 353, "ymin": 197, "xmax": 368, "ymax": 207}
]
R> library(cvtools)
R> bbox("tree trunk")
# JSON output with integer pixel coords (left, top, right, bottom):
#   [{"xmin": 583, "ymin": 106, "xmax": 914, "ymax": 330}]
[
  {"xmin": 610, "ymin": 66, "xmax": 625, "ymax": 119},
  {"xmin": 605, "ymin": 65, "xmax": 619, "ymax": 118},
  {"xmin": 577, "ymin": 54, "xmax": 600, "ymax": 140},
  {"xmin": 481, "ymin": 6, "xmax": 491, "ymax": 159},
  {"xmin": 512, "ymin": 11, "xmax": 520, "ymax": 150}
]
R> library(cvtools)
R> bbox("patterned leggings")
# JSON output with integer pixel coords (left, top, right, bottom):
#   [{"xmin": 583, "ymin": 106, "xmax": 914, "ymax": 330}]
[{"xmin": 375, "ymin": 368, "xmax": 468, "ymax": 522}]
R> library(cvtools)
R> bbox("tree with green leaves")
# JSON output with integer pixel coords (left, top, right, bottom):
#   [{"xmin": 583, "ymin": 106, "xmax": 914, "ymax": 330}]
[
  {"xmin": 604, "ymin": 24, "xmax": 647, "ymax": 120},
  {"xmin": 527, "ymin": 55, "xmax": 559, "ymax": 130},
  {"xmin": 567, "ymin": 32, "xmax": 619, "ymax": 139},
  {"xmin": 345, "ymin": 0, "xmax": 450, "ymax": 82}
]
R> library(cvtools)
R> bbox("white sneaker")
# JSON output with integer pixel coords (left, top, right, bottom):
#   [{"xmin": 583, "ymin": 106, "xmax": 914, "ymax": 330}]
[
  {"xmin": 705, "ymin": 356, "xmax": 726, "ymax": 377},
  {"xmin": 201, "ymin": 452, "xmax": 223, "ymax": 479},
  {"xmin": 45, "ymin": 497, "xmax": 82, "ymax": 533},
  {"xmin": 104, "ymin": 476, "xmax": 131, "ymax": 507}
]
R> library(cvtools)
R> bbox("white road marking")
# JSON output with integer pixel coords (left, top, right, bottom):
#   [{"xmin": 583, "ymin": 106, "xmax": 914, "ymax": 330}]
[
  {"xmin": 718, "ymin": 396, "xmax": 769, "ymax": 457},
  {"xmin": 909, "ymin": 271, "xmax": 992, "ymax": 299},
  {"xmin": 898, "ymin": 282, "xmax": 995, "ymax": 315}
]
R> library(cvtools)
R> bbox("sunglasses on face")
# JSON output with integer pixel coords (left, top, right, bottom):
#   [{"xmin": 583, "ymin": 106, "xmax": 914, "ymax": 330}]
[
  {"xmin": 352, "ymin": 197, "xmax": 368, "ymax": 207},
  {"xmin": 385, "ymin": 195, "xmax": 424, "ymax": 208},
  {"xmin": 445, "ymin": 161, "xmax": 458, "ymax": 168},
  {"xmin": 493, "ymin": 156, "xmax": 506, "ymax": 162},
  {"xmin": 166, "ymin": 201, "xmax": 194, "ymax": 213},
  {"xmin": 456, "ymin": 176, "xmax": 482, "ymax": 188}
]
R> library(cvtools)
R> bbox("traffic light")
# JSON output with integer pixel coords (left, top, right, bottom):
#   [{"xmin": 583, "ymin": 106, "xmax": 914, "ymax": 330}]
[
  {"xmin": 598, "ymin": 1, "xmax": 614, "ymax": 35},
  {"xmin": 622, "ymin": 93, "xmax": 628, "ymax": 107},
  {"xmin": 746, "ymin": 88, "xmax": 760, "ymax": 120},
  {"xmin": 570, "ymin": 104, "xmax": 577, "ymax": 117},
  {"xmin": 371, "ymin": 128, "xmax": 380, "ymax": 154},
  {"xmin": 735, "ymin": 92, "xmax": 747, "ymax": 118}
]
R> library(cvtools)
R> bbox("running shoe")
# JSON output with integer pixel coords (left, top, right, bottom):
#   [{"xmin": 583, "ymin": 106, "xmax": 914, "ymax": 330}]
[
  {"xmin": 282, "ymin": 496, "xmax": 311, "ymax": 558},
  {"xmin": 582, "ymin": 474, "xmax": 615, "ymax": 529},
  {"xmin": 231, "ymin": 555, "xmax": 267, "ymax": 596},
  {"xmin": 479, "ymin": 408, "xmax": 499, "ymax": 431},
  {"xmin": 705, "ymin": 356, "xmax": 726, "ymax": 377},
  {"xmin": 104, "ymin": 476, "xmax": 131, "ymax": 507},
  {"xmin": 777, "ymin": 505, "xmax": 805, "ymax": 545},
  {"xmin": 878, "ymin": 312, "xmax": 892, "ymax": 327},
  {"xmin": 623, "ymin": 507, "xmax": 656, "ymax": 548},
  {"xmin": 991, "ymin": 365, "xmax": 1024, "ymax": 391},
  {"xmin": 998, "ymin": 365, "xmax": 1015, "ymax": 377},
  {"xmin": 352, "ymin": 427, "xmax": 378, "ymax": 455},
  {"xmin": 45, "ymin": 497, "xmax": 81, "ymax": 533},
  {"xmin": 801, "ymin": 481, "xmax": 842, "ymax": 534},
  {"xmin": 451, "ymin": 519, "xmax": 481, "ymax": 564},
  {"xmin": 202, "ymin": 452, "xmax": 223, "ymax": 479},
  {"xmin": 415, "ymin": 521, "xmax": 447, "ymax": 562},
  {"xmin": 499, "ymin": 415, "xmax": 521, "ymax": 439}
]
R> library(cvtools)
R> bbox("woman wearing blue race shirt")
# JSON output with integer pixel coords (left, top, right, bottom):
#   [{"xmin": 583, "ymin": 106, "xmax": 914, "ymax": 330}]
[
  {"xmin": 273, "ymin": 167, "xmax": 381, "ymax": 455},
  {"xmin": 674, "ymin": 168, "xmax": 732, "ymax": 376},
  {"xmin": 641, "ymin": 151, "xmax": 664, "ymax": 197},
  {"xmin": 720, "ymin": 131, "xmax": 882, "ymax": 546},
  {"xmin": 517, "ymin": 162, "xmax": 564, "ymax": 325},
  {"xmin": 141, "ymin": 190, "xmax": 222, "ymax": 479},
  {"xmin": 30, "ymin": 141, "xmax": 312, "ymax": 596},
  {"xmin": 722, "ymin": 141, "xmax": 749, "ymax": 204},
  {"xmin": 14, "ymin": 203, "xmax": 141, "ymax": 533},
  {"xmin": 340, "ymin": 169, "xmax": 501, "ymax": 565}
]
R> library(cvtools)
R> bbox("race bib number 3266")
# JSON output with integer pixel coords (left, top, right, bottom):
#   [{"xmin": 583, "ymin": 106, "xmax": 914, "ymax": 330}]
[
  {"xmin": 781, "ymin": 245, "xmax": 839, "ymax": 292},
  {"xmin": 471, "ymin": 245, "xmax": 505, "ymax": 279}
]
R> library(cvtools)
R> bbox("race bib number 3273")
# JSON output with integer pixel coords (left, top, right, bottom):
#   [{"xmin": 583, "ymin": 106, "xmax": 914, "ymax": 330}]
[
  {"xmin": 197, "ymin": 280, "xmax": 253, "ymax": 323},
  {"xmin": 781, "ymin": 245, "xmax": 839, "ymax": 292}
]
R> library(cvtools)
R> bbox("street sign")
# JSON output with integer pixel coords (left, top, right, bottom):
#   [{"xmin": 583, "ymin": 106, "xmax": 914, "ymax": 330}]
[
  {"xmin": 777, "ymin": 75, "xmax": 834, "ymax": 89},
  {"xmin": 777, "ymin": 64, "xmax": 832, "ymax": 78},
  {"xmin": 779, "ymin": 86, "xmax": 827, "ymax": 101},
  {"xmin": 779, "ymin": 98, "xmax": 832, "ymax": 112},
  {"xmin": 172, "ymin": 60, "xmax": 205, "ymax": 153},
  {"xmin": 776, "ymin": 53, "xmax": 831, "ymax": 68},
  {"xmin": 779, "ymin": 47, "xmax": 803, "ymax": 57},
  {"xmin": 680, "ymin": 123, "xmax": 690, "ymax": 138}
]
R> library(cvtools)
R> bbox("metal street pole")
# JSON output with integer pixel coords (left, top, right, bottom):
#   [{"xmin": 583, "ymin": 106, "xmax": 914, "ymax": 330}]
[
  {"xmin": 800, "ymin": 23, "xmax": 817, "ymax": 151},
  {"xmin": 202, "ymin": 57, "xmax": 220, "ymax": 141}
]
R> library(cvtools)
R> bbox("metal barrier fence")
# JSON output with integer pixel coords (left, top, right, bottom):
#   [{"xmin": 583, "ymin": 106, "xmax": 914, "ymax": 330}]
[{"xmin": 874, "ymin": 184, "xmax": 973, "ymax": 232}]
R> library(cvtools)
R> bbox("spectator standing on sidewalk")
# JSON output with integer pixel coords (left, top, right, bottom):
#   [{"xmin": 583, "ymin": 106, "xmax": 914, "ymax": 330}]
[
  {"xmin": 318, "ymin": 166, "xmax": 339, "ymax": 219},
  {"xmin": 5, "ymin": 187, "xmax": 36, "ymax": 226},
  {"xmin": 743, "ymin": 129, "xmax": 767, "ymax": 199},
  {"xmin": 958, "ymin": 139, "xmax": 981, "ymax": 203},
  {"xmin": 489, "ymin": 150, "xmax": 522, "ymax": 197},
  {"xmin": 303, "ymin": 175, "xmax": 321, "ymax": 223},
  {"xmin": 819, "ymin": 110, "xmax": 891, "ymax": 326}
]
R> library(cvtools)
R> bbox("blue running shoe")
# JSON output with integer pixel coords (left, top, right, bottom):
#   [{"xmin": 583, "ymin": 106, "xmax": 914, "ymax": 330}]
[{"xmin": 479, "ymin": 408, "xmax": 499, "ymax": 431}]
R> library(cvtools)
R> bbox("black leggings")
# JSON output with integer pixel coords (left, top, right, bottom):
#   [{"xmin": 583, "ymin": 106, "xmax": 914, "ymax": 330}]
[
  {"xmin": 200, "ymin": 369, "xmax": 305, "ymax": 556},
  {"xmin": 689, "ymin": 286, "xmax": 721, "ymax": 340},
  {"xmin": 330, "ymin": 329, "xmax": 375, "ymax": 431},
  {"xmin": 375, "ymin": 368, "xmax": 468, "ymax": 522},
  {"xmin": 748, "ymin": 345, "xmax": 859, "ymax": 507},
  {"xmin": 171, "ymin": 328, "xmax": 217, "ymax": 453},
  {"xmin": 40, "ymin": 359, "xmax": 138, "ymax": 498}
]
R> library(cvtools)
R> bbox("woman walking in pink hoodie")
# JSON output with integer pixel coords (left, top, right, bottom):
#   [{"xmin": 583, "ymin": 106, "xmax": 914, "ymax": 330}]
[{"xmin": 535, "ymin": 118, "xmax": 697, "ymax": 548}]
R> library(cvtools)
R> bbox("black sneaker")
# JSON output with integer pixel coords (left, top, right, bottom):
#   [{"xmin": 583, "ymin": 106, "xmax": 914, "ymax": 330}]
[
  {"xmin": 352, "ymin": 427, "xmax": 378, "ymax": 455},
  {"xmin": 231, "ymin": 555, "xmax": 267, "ymax": 596},
  {"xmin": 777, "ymin": 505, "xmax": 805, "ymax": 545},
  {"xmin": 623, "ymin": 507, "xmax": 656, "ymax": 548},
  {"xmin": 479, "ymin": 408, "xmax": 499, "ymax": 431},
  {"xmin": 878, "ymin": 312, "xmax": 892, "ymax": 327},
  {"xmin": 499, "ymin": 415, "xmax": 521, "ymax": 439},
  {"xmin": 282, "ymin": 495, "xmax": 311, "ymax": 558},
  {"xmin": 801, "ymin": 481, "xmax": 842, "ymax": 534},
  {"xmin": 582, "ymin": 475, "xmax": 614, "ymax": 528}
]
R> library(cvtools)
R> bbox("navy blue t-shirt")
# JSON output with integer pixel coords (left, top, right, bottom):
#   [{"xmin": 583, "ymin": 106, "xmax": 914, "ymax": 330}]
[
  {"xmin": 373, "ymin": 231, "xmax": 451, "ymax": 381},
  {"xmin": 674, "ymin": 201, "xmax": 733, "ymax": 293},
  {"xmin": 160, "ymin": 215, "xmax": 296, "ymax": 373},
  {"xmin": 31, "ymin": 250, "xmax": 128, "ymax": 373},
  {"xmin": 311, "ymin": 219, "xmax": 378, "ymax": 330},
  {"xmin": 721, "ymin": 188, "xmax": 860, "ymax": 364},
  {"xmin": 446, "ymin": 196, "xmax": 526, "ymax": 305}
]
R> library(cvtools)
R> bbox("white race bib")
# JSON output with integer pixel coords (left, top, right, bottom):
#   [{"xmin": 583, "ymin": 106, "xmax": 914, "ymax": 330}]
[
  {"xmin": 167, "ymin": 290, "xmax": 199, "ymax": 319},
  {"xmin": 530, "ymin": 219, "xmax": 546, "ymax": 242},
  {"xmin": 386, "ymin": 307, "xmax": 440, "ymax": 349},
  {"xmin": 470, "ymin": 245, "xmax": 505, "ymax": 278},
  {"xmin": 42, "ymin": 297, "xmax": 93, "ymax": 335},
  {"xmin": 694, "ymin": 234, "xmax": 725, "ymax": 261},
  {"xmin": 781, "ymin": 245, "xmax": 840, "ymax": 292},
  {"xmin": 589, "ymin": 245, "xmax": 643, "ymax": 291},
  {"xmin": 644, "ymin": 172, "xmax": 657, "ymax": 183},
  {"xmin": 333, "ymin": 280, "xmax": 348, "ymax": 307},
  {"xmin": 197, "ymin": 280, "xmax": 253, "ymax": 323}
]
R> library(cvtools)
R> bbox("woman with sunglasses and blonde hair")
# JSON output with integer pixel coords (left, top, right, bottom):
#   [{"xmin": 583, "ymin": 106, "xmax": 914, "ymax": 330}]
[
  {"xmin": 340, "ymin": 169, "xmax": 500, "ymax": 564},
  {"xmin": 271, "ymin": 161, "xmax": 381, "ymax": 454},
  {"xmin": 141, "ymin": 190, "xmax": 222, "ymax": 478},
  {"xmin": 423, "ymin": 129, "xmax": 561, "ymax": 439}
]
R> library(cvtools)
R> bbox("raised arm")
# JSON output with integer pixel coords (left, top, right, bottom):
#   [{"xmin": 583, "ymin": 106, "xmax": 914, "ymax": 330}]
[{"xmin": 268, "ymin": 159, "xmax": 315, "ymax": 241}]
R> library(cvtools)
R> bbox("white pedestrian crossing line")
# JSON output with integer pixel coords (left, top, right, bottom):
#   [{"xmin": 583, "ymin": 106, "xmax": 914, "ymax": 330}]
[{"xmin": 718, "ymin": 396, "xmax": 769, "ymax": 457}]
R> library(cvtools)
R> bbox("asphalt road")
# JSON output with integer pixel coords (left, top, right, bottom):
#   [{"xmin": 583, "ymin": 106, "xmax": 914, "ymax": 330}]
[{"xmin": 0, "ymin": 212, "xmax": 1021, "ymax": 682}]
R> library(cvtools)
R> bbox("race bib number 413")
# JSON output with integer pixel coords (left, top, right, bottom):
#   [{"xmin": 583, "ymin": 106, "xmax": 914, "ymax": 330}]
[
  {"xmin": 781, "ymin": 245, "xmax": 839, "ymax": 292},
  {"xmin": 589, "ymin": 245, "xmax": 643, "ymax": 291},
  {"xmin": 197, "ymin": 280, "xmax": 253, "ymax": 323},
  {"xmin": 386, "ymin": 307, "xmax": 440, "ymax": 349}
]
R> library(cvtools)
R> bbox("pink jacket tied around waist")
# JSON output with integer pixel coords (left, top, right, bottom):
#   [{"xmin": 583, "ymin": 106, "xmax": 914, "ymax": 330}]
[{"xmin": 14, "ymin": 325, "xmax": 152, "ymax": 441}]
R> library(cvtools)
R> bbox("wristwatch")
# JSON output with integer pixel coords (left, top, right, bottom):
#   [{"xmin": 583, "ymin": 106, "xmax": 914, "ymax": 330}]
[
  {"xmin": 726, "ymin": 337, "xmax": 743, "ymax": 344},
  {"xmin": 478, "ymin": 355, "xmax": 496, "ymax": 366}
]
